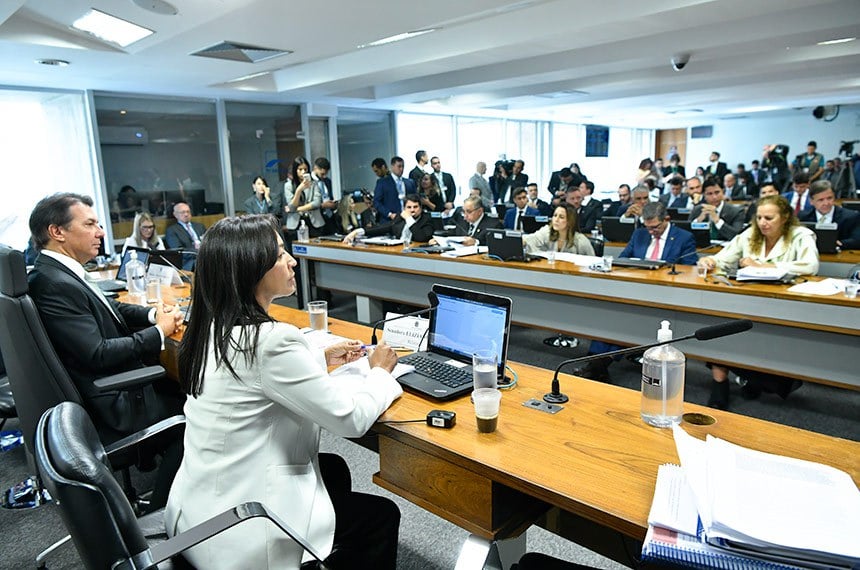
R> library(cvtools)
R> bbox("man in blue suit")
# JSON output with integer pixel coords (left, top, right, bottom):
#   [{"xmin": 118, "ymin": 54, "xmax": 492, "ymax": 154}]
[
  {"xmin": 799, "ymin": 179, "xmax": 860, "ymax": 250},
  {"xmin": 579, "ymin": 202, "xmax": 697, "ymax": 383},
  {"xmin": 373, "ymin": 156, "xmax": 415, "ymax": 221},
  {"xmin": 503, "ymin": 187, "xmax": 539, "ymax": 230},
  {"xmin": 781, "ymin": 171, "xmax": 811, "ymax": 215}
]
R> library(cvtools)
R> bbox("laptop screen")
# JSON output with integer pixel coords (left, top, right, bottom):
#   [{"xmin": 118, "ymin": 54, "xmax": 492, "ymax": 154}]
[
  {"xmin": 116, "ymin": 247, "xmax": 150, "ymax": 281},
  {"xmin": 428, "ymin": 284, "xmax": 512, "ymax": 379}
]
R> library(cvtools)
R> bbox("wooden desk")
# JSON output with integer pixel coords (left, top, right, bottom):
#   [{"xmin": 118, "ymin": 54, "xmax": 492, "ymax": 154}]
[
  {"xmin": 291, "ymin": 241, "xmax": 860, "ymax": 389},
  {"xmin": 221, "ymin": 306, "xmax": 860, "ymax": 566}
]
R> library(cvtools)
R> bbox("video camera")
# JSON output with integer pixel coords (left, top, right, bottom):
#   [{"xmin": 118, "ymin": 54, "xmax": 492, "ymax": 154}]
[{"xmin": 839, "ymin": 140, "xmax": 858, "ymax": 157}]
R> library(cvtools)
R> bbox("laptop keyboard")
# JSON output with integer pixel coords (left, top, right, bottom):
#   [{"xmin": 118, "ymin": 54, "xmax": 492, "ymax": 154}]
[{"xmin": 399, "ymin": 354, "xmax": 472, "ymax": 388}]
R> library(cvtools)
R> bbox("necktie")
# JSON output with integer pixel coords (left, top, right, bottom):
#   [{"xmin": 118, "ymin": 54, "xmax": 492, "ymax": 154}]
[
  {"xmin": 649, "ymin": 236, "xmax": 661, "ymax": 260},
  {"xmin": 516, "ymin": 210, "xmax": 524, "ymax": 230},
  {"xmin": 469, "ymin": 223, "xmax": 476, "ymax": 236},
  {"xmin": 794, "ymin": 195, "xmax": 802, "ymax": 215},
  {"xmin": 396, "ymin": 178, "xmax": 405, "ymax": 200},
  {"xmin": 184, "ymin": 222, "xmax": 200, "ymax": 248}
]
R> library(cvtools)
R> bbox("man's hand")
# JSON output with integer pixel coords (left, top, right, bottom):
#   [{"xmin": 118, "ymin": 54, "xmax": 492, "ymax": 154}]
[
  {"xmin": 625, "ymin": 203, "xmax": 643, "ymax": 218},
  {"xmin": 325, "ymin": 340, "xmax": 364, "ymax": 366},
  {"xmin": 388, "ymin": 212, "xmax": 398, "ymax": 220},
  {"xmin": 368, "ymin": 343, "xmax": 398, "ymax": 373},
  {"xmin": 399, "ymin": 210, "xmax": 412, "ymax": 222},
  {"xmin": 461, "ymin": 236, "xmax": 477, "ymax": 246},
  {"xmin": 322, "ymin": 200, "xmax": 337, "ymax": 210},
  {"xmin": 343, "ymin": 230, "xmax": 360, "ymax": 245},
  {"xmin": 155, "ymin": 302, "xmax": 183, "ymax": 336}
]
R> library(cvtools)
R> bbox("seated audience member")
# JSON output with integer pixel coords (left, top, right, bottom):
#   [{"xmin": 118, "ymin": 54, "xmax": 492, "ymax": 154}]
[
  {"xmin": 658, "ymin": 177, "xmax": 688, "ymax": 209},
  {"xmin": 723, "ymin": 173, "xmax": 748, "ymax": 200},
  {"xmin": 523, "ymin": 204, "xmax": 595, "ymax": 255},
  {"xmin": 576, "ymin": 180, "xmax": 602, "ymax": 233},
  {"xmin": 661, "ymin": 153, "xmax": 686, "ymax": 181},
  {"xmin": 698, "ymin": 195, "xmax": 819, "ymax": 409},
  {"xmin": 781, "ymin": 171, "xmax": 811, "ymax": 214},
  {"xmin": 735, "ymin": 162, "xmax": 756, "ymax": 194},
  {"xmin": 617, "ymin": 185, "xmax": 651, "ymax": 222},
  {"xmin": 122, "ymin": 211, "xmax": 165, "ymax": 254},
  {"xmin": 242, "ymin": 175, "xmax": 281, "ymax": 216},
  {"xmin": 357, "ymin": 189, "xmax": 379, "ymax": 228},
  {"xmin": 343, "ymin": 193, "xmax": 434, "ymax": 244},
  {"xmin": 604, "ymin": 184, "xmax": 632, "ymax": 217},
  {"xmin": 577, "ymin": 202, "xmax": 696, "ymax": 382},
  {"xmin": 685, "ymin": 176, "xmax": 704, "ymax": 207},
  {"xmin": 335, "ymin": 194, "xmax": 361, "ymax": 234},
  {"xmin": 166, "ymin": 215, "xmax": 402, "ymax": 569},
  {"xmin": 799, "ymin": 180, "xmax": 860, "ymax": 250},
  {"xmin": 449, "ymin": 195, "xmax": 502, "ymax": 246},
  {"xmin": 504, "ymin": 187, "xmax": 539, "ymax": 230},
  {"xmin": 165, "ymin": 201, "xmax": 206, "ymax": 270},
  {"xmin": 417, "ymin": 172, "xmax": 446, "ymax": 212},
  {"xmin": 525, "ymin": 182, "xmax": 553, "ymax": 216},
  {"xmin": 550, "ymin": 168, "xmax": 583, "ymax": 208},
  {"xmin": 745, "ymin": 183, "xmax": 781, "ymax": 223},
  {"xmin": 687, "ymin": 178, "xmax": 745, "ymax": 241},
  {"xmin": 28, "ymin": 193, "xmax": 185, "ymax": 508}
]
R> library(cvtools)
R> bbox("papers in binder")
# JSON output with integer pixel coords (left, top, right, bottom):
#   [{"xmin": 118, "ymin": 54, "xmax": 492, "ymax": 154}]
[
  {"xmin": 440, "ymin": 245, "xmax": 487, "ymax": 258},
  {"xmin": 734, "ymin": 266, "xmax": 787, "ymax": 281},
  {"xmin": 331, "ymin": 356, "xmax": 414, "ymax": 380}
]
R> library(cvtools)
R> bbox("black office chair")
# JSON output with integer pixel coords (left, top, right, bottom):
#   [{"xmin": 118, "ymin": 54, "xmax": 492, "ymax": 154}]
[
  {"xmin": 0, "ymin": 375, "xmax": 16, "ymax": 432},
  {"xmin": 588, "ymin": 236, "xmax": 605, "ymax": 257},
  {"xmin": 36, "ymin": 402, "xmax": 327, "ymax": 570}
]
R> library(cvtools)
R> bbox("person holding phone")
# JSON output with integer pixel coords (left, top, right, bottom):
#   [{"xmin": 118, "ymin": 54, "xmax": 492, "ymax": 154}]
[{"xmin": 283, "ymin": 156, "xmax": 322, "ymax": 235}]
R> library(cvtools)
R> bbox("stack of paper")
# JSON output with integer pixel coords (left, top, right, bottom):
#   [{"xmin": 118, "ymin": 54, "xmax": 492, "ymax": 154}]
[
  {"xmin": 735, "ymin": 266, "xmax": 787, "ymax": 281},
  {"xmin": 642, "ymin": 426, "xmax": 860, "ymax": 569}
]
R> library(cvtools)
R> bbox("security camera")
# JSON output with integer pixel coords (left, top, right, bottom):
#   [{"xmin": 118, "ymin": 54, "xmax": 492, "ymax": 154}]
[{"xmin": 671, "ymin": 53, "xmax": 690, "ymax": 71}]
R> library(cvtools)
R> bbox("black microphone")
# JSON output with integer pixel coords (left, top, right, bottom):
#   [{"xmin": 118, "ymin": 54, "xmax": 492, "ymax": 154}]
[
  {"xmin": 543, "ymin": 319, "xmax": 753, "ymax": 404},
  {"xmin": 370, "ymin": 292, "xmax": 439, "ymax": 345},
  {"xmin": 667, "ymin": 245, "xmax": 717, "ymax": 275},
  {"xmin": 148, "ymin": 251, "xmax": 192, "ymax": 284}
]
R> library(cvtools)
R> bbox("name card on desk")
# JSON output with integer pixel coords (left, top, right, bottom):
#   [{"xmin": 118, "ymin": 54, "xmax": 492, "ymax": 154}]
[
  {"xmin": 146, "ymin": 264, "xmax": 182, "ymax": 285},
  {"xmin": 382, "ymin": 312, "xmax": 429, "ymax": 351}
]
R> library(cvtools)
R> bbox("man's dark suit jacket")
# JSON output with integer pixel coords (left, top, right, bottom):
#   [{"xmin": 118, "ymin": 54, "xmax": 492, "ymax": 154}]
[
  {"xmin": 506, "ymin": 174, "xmax": 529, "ymax": 201},
  {"xmin": 440, "ymin": 172, "xmax": 457, "ymax": 204},
  {"xmin": 604, "ymin": 200, "xmax": 631, "ymax": 217},
  {"xmin": 705, "ymin": 161, "xmax": 729, "ymax": 181},
  {"xmin": 28, "ymin": 254, "xmax": 167, "ymax": 435},
  {"xmin": 373, "ymin": 176, "xmax": 415, "ymax": 219},
  {"xmin": 504, "ymin": 206, "xmax": 539, "ymax": 230},
  {"xmin": 799, "ymin": 206, "xmax": 860, "ymax": 250},
  {"xmin": 725, "ymin": 184, "xmax": 748, "ymax": 200},
  {"xmin": 164, "ymin": 221, "xmax": 206, "ymax": 250},
  {"xmin": 455, "ymin": 214, "xmax": 502, "ymax": 245},
  {"xmin": 619, "ymin": 225, "xmax": 698, "ymax": 264},
  {"xmin": 409, "ymin": 166, "xmax": 425, "ymax": 186},
  {"xmin": 577, "ymin": 199, "xmax": 603, "ymax": 233},
  {"xmin": 687, "ymin": 202, "xmax": 745, "ymax": 241},
  {"xmin": 659, "ymin": 193, "xmax": 690, "ymax": 209},
  {"xmin": 364, "ymin": 211, "xmax": 435, "ymax": 243}
]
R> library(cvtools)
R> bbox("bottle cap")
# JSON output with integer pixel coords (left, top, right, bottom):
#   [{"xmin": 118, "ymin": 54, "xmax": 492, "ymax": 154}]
[{"xmin": 657, "ymin": 320, "xmax": 672, "ymax": 342}]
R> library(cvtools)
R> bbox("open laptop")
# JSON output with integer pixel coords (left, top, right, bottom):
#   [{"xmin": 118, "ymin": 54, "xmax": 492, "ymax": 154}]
[
  {"xmin": 95, "ymin": 246, "xmax": 150, "ymax": 292},
  {"xmin": 521, "ymin": 215, "xmax": 549, "ymax": 234},
  {"xmin": 397, "ymin": 284, "xmax": 513, "ymax": 400},
  {"xmin": 673, "ymin": 220, "xmax": 712, "ymax": 248},
  {"xmin": 667, "ymin": 207, "xmax": 692, "ymax": 221},
  {"xmin": 613, "ymin": 257, "xmax": 667, "ymax": 270},
  {"xmin": 494, "ymin": 203, "xmax": 508, "ymax": 219},
  {"xmin": 601, "ymin": 216, "xmax": 636, "ymax": 243},
  {"xmin": 800, "ymin": 222, "xmax": 838, "ymax": 254},
  {"xmin": 485, "ymin": 228, "xmax": 540, "ymax": 262}
]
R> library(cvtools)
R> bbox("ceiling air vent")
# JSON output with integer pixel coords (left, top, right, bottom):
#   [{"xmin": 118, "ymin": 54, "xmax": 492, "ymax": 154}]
[{"xmin": 191, "ymin": 41, "xmax": 292, "ymax": 63}]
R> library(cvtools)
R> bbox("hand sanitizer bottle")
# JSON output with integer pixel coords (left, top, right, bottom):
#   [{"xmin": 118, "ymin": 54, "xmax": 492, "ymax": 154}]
[
  {"xmin": 641, "ymin": 320, "xmax": 685, "ymax": 427},
  {"xmin": 297, "ymin": 219, "xmax": 309, "ymax": 243}
]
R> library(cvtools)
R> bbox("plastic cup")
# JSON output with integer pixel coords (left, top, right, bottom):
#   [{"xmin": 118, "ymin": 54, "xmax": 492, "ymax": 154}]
[
  {"xmin": 472, "ymin": 350, "xmax": 497, "ymax": 390},
  {"xmin": 145, "ymin": 275, "xmax": 161, "ymax": 304},
  {"xmin": 602, "ymin": 255, "xmax": 613, "ymax": 271},
  {"xmin": 308, "ymin": 300, "xmax": 328, "ymax": 332},
  {"xmin": 473, "ymin": 388, "xmax": 502, "ymax": 433},
  {"xmin": 697, "ymin": 265, "xmax": 709, "ymax": 279},
  {"xmin": 845, "ymin": 281, "xmax": 859, "ymax": 299}
]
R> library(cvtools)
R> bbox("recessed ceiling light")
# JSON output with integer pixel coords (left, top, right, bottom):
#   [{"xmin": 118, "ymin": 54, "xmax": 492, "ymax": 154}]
[
  {"xmin": 72, "ymin": 8, "xmax": 154, "ymax": 47},
  {"xmin": 131, "ymin": 0, "xmax": 178, "ymax": 16},
  {"xmin": 817, "ymin": 37, "xmax": 856, "ymax": 46},
  {"xmin": 119, "ymin": 109, "xmax": 127, "ymax": 115},
  {"xmin": 358, "ymin": 29, "xmax": 436, "ymax": 49},
  {"xmin": 35, "ymin": 59, "xmax": 70, "ymax": 66}
]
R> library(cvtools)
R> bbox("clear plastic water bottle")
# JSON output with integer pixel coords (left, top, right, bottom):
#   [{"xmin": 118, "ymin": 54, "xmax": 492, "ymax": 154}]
[
  {"xmin": 641, "ymin": 320, "xmax": 685, "ymax": 427},
  {"xmin": 125, "ymin": 250, "xmax": 146, "ymax": 300},
  {"xmin": 297, "ymin": 219, "xmax": 309, "ymax": 243}
]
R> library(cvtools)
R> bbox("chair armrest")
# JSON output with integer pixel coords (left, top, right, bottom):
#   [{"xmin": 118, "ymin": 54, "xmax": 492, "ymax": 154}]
[
  {"xmin": 92, "ymin": 365, "xmax": 165, "ymax": 392},
  {"xmin": 104, "ymin": 415, "xmax": 185, "ymax": 456},
  {"xmin": 147, "ymin": 502, "xmax": 326, "ymax": 568}
]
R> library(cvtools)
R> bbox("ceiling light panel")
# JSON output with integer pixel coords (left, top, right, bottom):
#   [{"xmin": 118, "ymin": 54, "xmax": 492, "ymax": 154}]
[{"xmin": 71, "ymin": 9, "xmax": 153, "ymax": 48}]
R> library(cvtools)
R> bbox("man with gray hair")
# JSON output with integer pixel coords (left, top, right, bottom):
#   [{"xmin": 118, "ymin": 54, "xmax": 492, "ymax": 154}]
[
  {"xmin": 454, "ymin": 195, "xmax": 501, "ymax": 246},
  {"xmin": 798, "ymin": 179, "xmax": 860, "ymax": 250},
  {"xmin": 619, "ymin": 202, "xmax": 697, "ymax": 264},
  {"xmin": 469, "ymin": 162, "xmax": 493, "ymax": 208}
]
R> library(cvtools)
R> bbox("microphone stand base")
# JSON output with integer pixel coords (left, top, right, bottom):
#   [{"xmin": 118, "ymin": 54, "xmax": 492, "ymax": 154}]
[
  {"xmin": 666, "ymin": 264, "xmax": 682, "ymax": 275},
  {"xmin": 543, "ymin": 392, "xmax": 569, "ymax": 404}
]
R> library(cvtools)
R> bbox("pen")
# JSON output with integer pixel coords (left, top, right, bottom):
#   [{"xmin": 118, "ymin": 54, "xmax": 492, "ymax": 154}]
[{"xmin": 361, "ymin": 344, "xmax": 376, "ymax": 351}]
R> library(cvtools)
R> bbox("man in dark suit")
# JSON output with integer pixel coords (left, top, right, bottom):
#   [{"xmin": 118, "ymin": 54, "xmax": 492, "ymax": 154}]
[
  {"xmin": 744, "ymin": 184, "xmax": 780, "ymax": 223},
  {"xmin": 373, "ymin": 156, "xmax": 415, "ymax": 221},
  {"xmin": 506, "ymin": 160, "xmax": 529, "ymax": 202},
  {"xmin": 27, "ymin": 193, "xmax": 184, "ymax": 506},
  {"xmin": 579, "ymin": 202, "xmax": 697, "ymax": 383},
  {"xmin": 723, "ymin": 173, "xmax": 748, "ymax": 200},
  {"xmin": 687, "ymin": 178, "xmax": 745, "ymax": 241},
  {"xmin": 409, "ymin": 150, "xmax": 428, "ymax": 186},
  {"xmin": 781, "ymin": 171, "xmax": 812, "ymax": 215},
  {"xmin": 575, "ymin": 180, "xmax": 602, "ymax": 233},
  {"xmin": 525, "ymin": 183, "xmax": 553, "ymax": 216},
  {"xmin": 704, "ymin": 151, "xmax": 728, "ymax": 181},
  {"xmin": 453, "ymin": 196, "xmax": 502, "ymax": 245},
  {"xmin": 343, "ymin": 194, "xmax": 434, "ymax": 245},
  {"xmin": 429, "ymin": 156, "xmax": 457, "ymax": 206},
  {"xmin": 604, "ymin": 184, "xmax": 632, "ymax": 217},
  {"xmin": 658, "ymin": 177, "xmax": 689, "ymax": 209},
  {"xmin": 504, "ymin": 187, "xmax": 539, "ymax": 230},
  {"xmin": 799, "ymin": 180, "xmax": 860, "ymax": 250},
  {"xmin": 164, "ymin": 201, "xmax": 205, "ymax": 270}
]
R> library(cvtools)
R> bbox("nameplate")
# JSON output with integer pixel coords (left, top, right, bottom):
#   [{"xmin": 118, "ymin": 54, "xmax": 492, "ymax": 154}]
[
  {"xmin": 292, "ymin": 245, "xmax": 308, "ymax": 255},
  {"xmin": 382, "ymin": 312, "xmax": 429, "ymax": 351},
  {"xmin": 815, "ymin": 222, "xmax": 837, "ymax": 230},
  {"xmin": 691, "ymin": 222, "xmax": 709, "ymax": 230},
  {"xmin": 146, "ymin": 264, "xmax": 182, "ymax": 285}
]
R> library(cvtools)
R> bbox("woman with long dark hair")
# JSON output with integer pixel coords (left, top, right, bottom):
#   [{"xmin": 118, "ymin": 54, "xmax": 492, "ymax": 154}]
[
  {"xmin": 523, "ymin": 204, "xmax": 594, "ymax": 254},
  {"xmin": 166, "ymin": 215, "xmax": 402, "ymax": 569},
  {"xmin": 283, "ymin": 156, "xmax": 323, "ymax": 233}
]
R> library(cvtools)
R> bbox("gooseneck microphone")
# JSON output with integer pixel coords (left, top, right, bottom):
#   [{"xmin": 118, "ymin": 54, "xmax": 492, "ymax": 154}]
[
  {"xmin": 149, "ymin": 251, "xmax": 192, "ymax": 284},
  {"xmin": 370, "ymin": 292, "xmax": 439, "ymax": 345},
  {"xmin": 667, "ymin": 245, "xmax": 717, "ymax": 275},
  {"xmin": 543, "ymin": 319, "xmax": 753, "ymax": 404}
]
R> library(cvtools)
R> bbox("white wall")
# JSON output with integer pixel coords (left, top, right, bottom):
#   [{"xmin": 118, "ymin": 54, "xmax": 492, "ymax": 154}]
[{"xmin": 685, "ymin": 105, "xmax": 860, "ymax": 173}]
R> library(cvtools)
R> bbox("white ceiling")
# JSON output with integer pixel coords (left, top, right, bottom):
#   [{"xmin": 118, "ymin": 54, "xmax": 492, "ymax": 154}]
[{"xmin": 2, "ymin": 0, "xmax": 859, "ymax": 128}]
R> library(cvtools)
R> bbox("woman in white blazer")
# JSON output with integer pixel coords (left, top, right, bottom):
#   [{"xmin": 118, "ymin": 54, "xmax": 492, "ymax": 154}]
[{"xmin": 165, "ymin": 214, "xmax": 403, "ymax": 569}]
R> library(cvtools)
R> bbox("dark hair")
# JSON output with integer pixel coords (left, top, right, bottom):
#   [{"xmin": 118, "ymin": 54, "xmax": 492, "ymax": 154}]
[
  {"xmin": 419, "ymin": 173, "xmax": 440, "ymax": 196},
  {"xmin": 511, "ymin": 187, "xmax": 527, "ymax": 199},
  {"xmin": 29, "ymin": 192, "xmax": 93, "ymax": 251},
  {"xmin": 702, "ymin": 177, "xmax": 722, "ymax": 192},
  {"xmin": 371, "ymin": 157, "xmax": 387, "ymax": 169},
  {"xmin": 583, "ymin": 180, "xmax": 595, "ymax": 192},
  {"xmin": 415, "ymin": 150, "xmax": 426, "ymax": 162},
  {"xmin": 808, "ymin": 179, "xmax": 833, "ymax": 198},
  {"xmin": 291, "ymin": 156, "xmax": 311, "ymax": 184},
  {"xmin": 807, "ymin": 140, "xmax": 817, "ymax": 148},
  {"xmin": 404, "ymin": 193, "xmax": 422, "ymax": 206},
  {"xmin": 314, "ymin": 157, "xmax": 330, "ymax": 171},
  {"xmin": 550, "ymin": 204, "xmax": 580, "ymax": 245},
  {"xmin": 792, "ymin": 171, "xmax": 810, "ymax": 185},
  {"xmin": 618, "ymin": 183, "xmax": 631, "ymax": 191},
  {"xmin": 526, "ymin": 182, "xmax": 538, "ymax": 189},
  {"xmin": 559, "ymin": 167, "xmax": 573, "ymax": 177},
  {"xmin": 711, "ymin": 151, "xmax": 721, "ymax": 158},
  {"xmin": 669, "ymin": 177, "xmax": 684, "ymax": 186},
  {"xmin": 669, "ymin": 154, "xmax": 681, "ymax": 163},
  {"xmin": 736, "ymin": 163, "xmax": 746, "ymax": 170},
  {"xmin": 252, "ymin": 175, "xmax": 267, "ymax": 192},
  {"xmin": 638, "ymin": 158, "xmax": 653, "ymax": 170},
  {"xmin": 390, "ymin": 156, "xmax": 404, "ymax": 166},
  {"xmin": 751, "ymin": 160, "xmax": 760, "ymax": 166},
  {"xmin": 179, "ymin": 215, "xmax": 281, "ymax": 397}
]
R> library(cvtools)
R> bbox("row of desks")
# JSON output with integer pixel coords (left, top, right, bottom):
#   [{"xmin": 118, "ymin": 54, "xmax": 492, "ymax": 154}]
[{"xmin": 291, "ymin": 240, "xmax": 860, "ymax": 390}]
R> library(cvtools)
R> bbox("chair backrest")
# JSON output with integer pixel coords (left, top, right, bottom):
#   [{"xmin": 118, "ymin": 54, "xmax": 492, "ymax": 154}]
[
  {"xmin": 0, "ymin": 246, "xmax": 83, "ymax": 457},
  {"xmin": 588, "ymin": 237, "xmax": 605, "ymax": 257},
  {"xmin": 35, "ymin": 402, "xmax": 152, "ymax": 570}
]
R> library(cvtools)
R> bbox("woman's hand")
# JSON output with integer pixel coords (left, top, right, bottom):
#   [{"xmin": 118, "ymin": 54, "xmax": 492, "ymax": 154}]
[
  {"xmin": 325, "ymin": 340, "xmax": 365, "ymax": 366},
  {"xmin": 739, "ymin": 257, "xmax": 772, "ymax": 268},
  {"xmin": 368, "ymin": 343, "xmax": 398, "ymax": 373},
  {"xmin": 343, "ymin": 230, "xmax": 360, "ymax": 245},
  {"xmin": 698, "ymin": 257, "xmax": 716, "ymax": 270}
]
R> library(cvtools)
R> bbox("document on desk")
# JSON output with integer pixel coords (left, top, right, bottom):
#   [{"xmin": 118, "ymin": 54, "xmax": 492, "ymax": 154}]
[
  {"xmin": 647, "ymin": 464, "xmax": 699, "ymax": 536},
  {"xmin": 331, "ymin": 356, "xmax": 415, "ymax": 380},
  {"xmin": 734, "ymin": 266, "xmax": 787, "ymax": 281},
  {"xmin": 440, "ymin": 245, "xmax": 488, "ymax": 258},
  {"xmin": 787, "ymin": 278, "xmax": 846, "ymax": 296},
  {"xmin": 362, "ymin": 237, "xmax": 404, "ymax": 246}
]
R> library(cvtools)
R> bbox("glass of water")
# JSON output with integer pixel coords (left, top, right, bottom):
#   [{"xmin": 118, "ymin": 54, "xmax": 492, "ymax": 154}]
[
  {"xmin": 547, "ymin": 241, "xmax": 557, "ymax": 264},
  {"xmin": 308, "ymin": 300, "xmax": 328, "ymax": 332}
]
